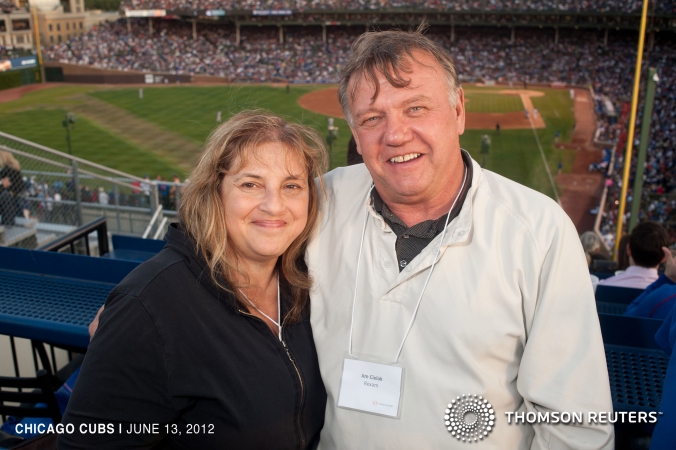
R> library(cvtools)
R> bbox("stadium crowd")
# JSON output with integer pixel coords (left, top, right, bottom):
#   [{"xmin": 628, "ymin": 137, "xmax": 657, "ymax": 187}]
[
  {"xmin": 42, "ymin": 20, "xmax": 676, "ymax": 238},
  {"xmin": 0, "ymin": 47, "xmax": 32, "ymax": 59},
  {"xmin": 117, "ymin": 0, "xmax": 675, "ymax": 13},
  {"xmin": 0, "ymin": 0, "xmax": 24, "ymax": 12},
  {"xmin": 593, "ymin": 32, "xmax": 676, "ymax": 247}
]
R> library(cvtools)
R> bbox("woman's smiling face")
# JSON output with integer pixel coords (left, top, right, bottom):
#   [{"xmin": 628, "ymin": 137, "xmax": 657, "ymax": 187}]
[{"xmin": 221, "ymin": 142, "xmax": 309, "ymax": 266}]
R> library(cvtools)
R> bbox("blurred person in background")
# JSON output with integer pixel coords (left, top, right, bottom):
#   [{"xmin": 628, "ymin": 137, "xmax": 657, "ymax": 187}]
[
  {"xmin": 580, "ymin": 231, "xmax": 604, "ymax": 269},
  {"xmin": 0, "ymin": 151, "xmax": 26, "ymax": 226},
  {"xmin": 346, "ymin": 135, "xmax": 363, "ymax": 166},
  {"xmin": 599, "ymin": 222, "xmax": 670, "ymax": 289},
  {"xmin": 98, "ymin": 187, "xmax": 109, "ymax": 205},
  {"xmin": 615, "ymin": 234, "xmax": 631, "ymax": 272},
  {"xmin": 624, "ymin": 247, "xmax": 676, "ymax": 319},
  {"xmin": 649, "ymin": 281, "xmax": 676, "ymax": 448}
]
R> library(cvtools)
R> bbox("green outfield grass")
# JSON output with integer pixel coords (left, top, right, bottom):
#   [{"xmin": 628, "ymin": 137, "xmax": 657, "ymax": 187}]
[
  {"xmin": 460, "ymin": 87, "xmax": 576, "ymax": 198},
  {"xmin": 0, "ymin": 107, "xmax": 185, "ymax": 178},
  {"xmin": 90, "ymin": 85, "xmax": 351, "ymax": 171},
  {"xmin": 463, "ymin": 90, "xmax": 524, "ymax": 113},
  {"xmin": 0, "ymin": 84, "xmax": 577, "ymax": 199}
]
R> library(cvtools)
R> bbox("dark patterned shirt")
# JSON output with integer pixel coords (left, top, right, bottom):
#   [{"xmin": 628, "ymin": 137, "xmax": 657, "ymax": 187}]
[{"xmin": 371, "ymin": 150, "xmax": 473, "ymax": 272}]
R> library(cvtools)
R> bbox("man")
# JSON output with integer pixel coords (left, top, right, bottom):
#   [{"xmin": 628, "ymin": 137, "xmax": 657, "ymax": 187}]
[
  {"xmin": 306, "ymin": 29, "xmax": 613, "ymax": 448},
  {"xmin": 598, "ymin": 221, "xmax": 670, "ymax": 289},
  {"xmin": 624, "ymin": 247, "xmax": 676, "ymax": 319},
  {"xmin": 651, "ymin": 293, "xmax": 676, "ymax": 449}
]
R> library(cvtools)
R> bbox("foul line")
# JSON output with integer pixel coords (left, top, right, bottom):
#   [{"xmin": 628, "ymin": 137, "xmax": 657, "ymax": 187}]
[{"xmin": 528, "ymin": 115, "xmax": 562, "ymax": 206}]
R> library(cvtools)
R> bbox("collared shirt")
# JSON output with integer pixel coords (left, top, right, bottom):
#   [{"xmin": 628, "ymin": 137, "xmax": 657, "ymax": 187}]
[
  {"xmin": 371, "ymin": 150, "xmax": 473, "ymax": 271},
  {"xmin": 598, "ymin": 264, "xmax": 659, "ymax": 290}
]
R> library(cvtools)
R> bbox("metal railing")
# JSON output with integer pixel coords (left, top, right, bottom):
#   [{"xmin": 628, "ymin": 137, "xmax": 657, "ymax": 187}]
[
  {"xmin": 142, "ymin": 206, "xmax": 163, "ymax": 239},
  {"xmin": 0, "ymin": 132, "xmax": 184, "ymax": 246},
  {"xmin": 38, "ymin": 216, "xmax": 109, "ymax": 256}
]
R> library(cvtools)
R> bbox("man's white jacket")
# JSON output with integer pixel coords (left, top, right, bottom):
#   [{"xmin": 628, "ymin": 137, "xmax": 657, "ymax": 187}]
[{"xmin": 307, "ymin": 157, "xmax": 614, "ymax": 449}]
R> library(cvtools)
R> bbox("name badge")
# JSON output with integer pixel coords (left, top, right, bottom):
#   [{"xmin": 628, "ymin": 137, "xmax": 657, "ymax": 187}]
[{"xmin": 337, "ymin": 358, "xmax": 404, "ymax": 418}]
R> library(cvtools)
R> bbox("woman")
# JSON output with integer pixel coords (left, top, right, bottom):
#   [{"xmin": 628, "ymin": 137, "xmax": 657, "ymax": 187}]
[
  {"xmin": 59, "ymin": 111, "xmax": 328, "ymax": 449},
  {"xmin": 0, "ymin": 150, "xmax": 26, "ymax": 226}
]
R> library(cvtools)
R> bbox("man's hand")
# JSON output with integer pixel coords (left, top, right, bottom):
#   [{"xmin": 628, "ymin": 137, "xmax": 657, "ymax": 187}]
[
  {"xmin": 89, "ymin": 305, "xmax": 105, "ymax": 341},
  {"xmin": 663, "ymin": 247, "xmax": 676, "ymax": 283}
]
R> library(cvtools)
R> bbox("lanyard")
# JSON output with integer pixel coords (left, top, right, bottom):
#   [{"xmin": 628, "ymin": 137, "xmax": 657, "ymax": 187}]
[
  {"xmin": 240, "ymin": 274, "xmax": 282, "ymax": 340},
  {"xmin": 348, "ymin": 166, "xmax": 468, "ymax": 364}
]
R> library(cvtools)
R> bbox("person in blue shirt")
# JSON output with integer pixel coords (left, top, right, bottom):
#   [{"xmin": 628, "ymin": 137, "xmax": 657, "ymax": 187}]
[
  {"xmin": 651, "ymin": 303, "xmax": 676, "ymax": 448},
  {"xmin": 624, "ymin": 247, "xmax": 676, "ymax": 319}
]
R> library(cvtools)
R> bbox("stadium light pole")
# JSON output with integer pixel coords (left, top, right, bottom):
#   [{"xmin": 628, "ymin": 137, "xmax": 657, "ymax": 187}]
[
  {"xmin": 614, "ymin": 0, "xmax": 650, "ymax": 256},
  {"xmin": 628, "ymin": 68, "xmax": 659, "ymax": 232}
]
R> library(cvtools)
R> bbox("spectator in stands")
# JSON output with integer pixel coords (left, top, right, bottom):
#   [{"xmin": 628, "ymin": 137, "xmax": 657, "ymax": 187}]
[
  {"xmin": 623, "ymin": 248, "xmax": 676, "ymax": 319},
  {"xmin": 580, "ymin": 230, "xmax": 604, "ymax": 268},
  {"xmin": 98, "ymin": 187, "xmax": 109, "ymax": 205},
  {"xmin": 598, "ymin": 221, "xmax": 670, "ymax": 289},
  {"xmin": 60, "ymin": 111, "xmax": 328, "ymax": 448},
  {"xmin": 615, "ymin": 234, "xmax": 631, "ymax": 272},
  {"xmin": 169, "ymin": 174, "xmax": 181, "ymax": 209},
  {"xmin": 650, "ymin": 296, "xmax": 676, "ymax": 449},
  {"xmin": 346, "ymin": 135, "xmax": 363, "ymax": 166},
  {"xmin": 157, "ymin": 175, "xmax": 169, "ymax": 208},
  {"xmin": 0, "ymin": 151, "xmax": 26, "ymax": 226}
]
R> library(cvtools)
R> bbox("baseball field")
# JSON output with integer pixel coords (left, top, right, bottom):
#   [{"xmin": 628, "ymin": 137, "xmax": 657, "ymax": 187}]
[{"xmin": 0, "ymin": 83, "xmax": 578, "ymax": 199}]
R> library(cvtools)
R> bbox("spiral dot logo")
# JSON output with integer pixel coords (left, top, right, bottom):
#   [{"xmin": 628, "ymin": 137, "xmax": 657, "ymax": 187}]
[{"xmin": 443, "ymin": 394, "xmax": 495, "ymax": 442}]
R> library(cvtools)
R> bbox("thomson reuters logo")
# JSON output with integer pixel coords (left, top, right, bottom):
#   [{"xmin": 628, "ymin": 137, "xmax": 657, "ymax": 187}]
[{"xmin": 444, "ymin": 394, "xmax": 495, "ymax": 442}]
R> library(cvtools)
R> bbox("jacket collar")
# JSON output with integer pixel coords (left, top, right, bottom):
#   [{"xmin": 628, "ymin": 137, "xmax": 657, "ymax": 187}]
[
  {"xmin": 164, "ymin": 223, "xmax": 237, "ymax": 307},
  {"xmin": 163, "ymin": 223, "xmax": 293, "ymax": 316}
]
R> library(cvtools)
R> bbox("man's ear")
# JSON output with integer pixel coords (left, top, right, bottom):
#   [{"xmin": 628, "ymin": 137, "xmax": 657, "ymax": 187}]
[
  {"xmin": 626, "ymin": 244, "xmax": 631, "ymax": 257},
  {"xmin": 455, "ymin": 88, "xmax": 466, "ymax": 136}
]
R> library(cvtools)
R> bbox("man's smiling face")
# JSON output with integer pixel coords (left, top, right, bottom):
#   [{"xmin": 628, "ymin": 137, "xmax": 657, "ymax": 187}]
[{"xmin": 348, "ymin": 50, "xmax": 466, "ymax": 212}]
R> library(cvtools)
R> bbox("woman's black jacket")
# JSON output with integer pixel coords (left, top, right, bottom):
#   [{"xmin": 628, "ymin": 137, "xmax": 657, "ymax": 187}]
[{"xmin": 59, "ymin": 224, "xmax": 327, "ymax": 449}]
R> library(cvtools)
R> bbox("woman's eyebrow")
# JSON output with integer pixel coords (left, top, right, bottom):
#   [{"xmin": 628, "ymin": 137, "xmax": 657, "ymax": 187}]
[
  {"xmin": 233, "ymin": 173, "xmax": 306, "ymax": 181},
  {"xmin": 233, "ymin": 173, "xmax": 263, "ymax": 180}
]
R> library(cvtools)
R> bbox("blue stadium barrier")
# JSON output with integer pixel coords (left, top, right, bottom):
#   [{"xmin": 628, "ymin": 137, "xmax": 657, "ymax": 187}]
[
  {"xmin": 0, "ymin": 247, "xmax": 140, "ymax": 349},
  {"xmin": 599, "ymin": 313, "xmax": 668, "ymax": 413},
  {"xmin": 100, "ymin": 235, "xmax": 166, "ymax": 263},
  {"xmin": 595, "ymin": 285, "xmax": 645, "ymax": 315}
]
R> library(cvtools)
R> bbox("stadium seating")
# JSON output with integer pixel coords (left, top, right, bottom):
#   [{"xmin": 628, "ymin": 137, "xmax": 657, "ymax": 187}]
[
  {"xmin": 596, "ymin": 285, "xmax": 645, "ymax": 315},
  {"xmin": 599, "ymin": 313, "xmax": 668, "ymax": 444},
  {"xmin": 101, "ymin": 234, "xmax": 165, "ymax": 262},
  {"xmin": 0, "ymin": 246, "xmax": 138, "ymax": 349}
]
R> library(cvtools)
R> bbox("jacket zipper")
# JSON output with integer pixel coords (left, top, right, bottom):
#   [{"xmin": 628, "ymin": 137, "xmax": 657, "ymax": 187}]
[
  {"xmin": 282, "ymin": 338, "xmax": 306, "ymax": 449},
  {"xmin": 239, "ymin": 309, "xmax": 307, "ymax": 449}
]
